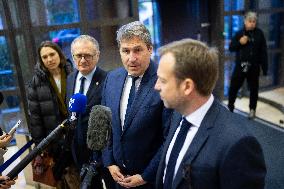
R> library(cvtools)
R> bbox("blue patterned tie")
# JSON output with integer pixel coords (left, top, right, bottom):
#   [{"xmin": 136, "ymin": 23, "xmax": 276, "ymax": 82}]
[
  {"xmin": 125, "ymin": 76, "xmax": 138, "ymax": 122},
  {"xmin": 164, "ymin": 118, "xmax": 192, "ymax": 189}
]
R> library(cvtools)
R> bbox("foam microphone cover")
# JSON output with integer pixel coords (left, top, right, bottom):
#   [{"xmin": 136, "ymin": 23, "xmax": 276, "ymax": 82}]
[
  {"xmin": 87, "ymin": 105, "xmax": 112, "ymax": 151},
  {"xmin": 68, "ymin": 93, "xmax": 87, "ymax": 113}
]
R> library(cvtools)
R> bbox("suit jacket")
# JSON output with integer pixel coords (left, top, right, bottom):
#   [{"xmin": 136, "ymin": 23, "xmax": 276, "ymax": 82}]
[
  {"xmin": 101, "ymin": 62, "xmax": 171, "ymax": 184},
  {"xmin": 66, "ymin": 67, "xmax": 107, "ymax": 169},
  {"xmin": 156, "ymin": 100, "xmax": 266, "ymax": 189}
]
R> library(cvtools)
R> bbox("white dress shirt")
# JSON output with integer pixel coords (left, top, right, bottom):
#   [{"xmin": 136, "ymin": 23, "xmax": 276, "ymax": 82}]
[
  {"xmin": 120, "ymin": 74, "xmax": 142, "ymax": 129},
  {"xmin": 74, "ymin": 67, "xmax": 97, "ymax": 95},
  {"xmin": 163, "ymin": 94, "xmax": 214, "ymax": 182}
]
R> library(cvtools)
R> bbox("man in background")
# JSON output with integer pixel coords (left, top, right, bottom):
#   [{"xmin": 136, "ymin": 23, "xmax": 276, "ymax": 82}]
[{"xmin": 228, "ymin": 11, "xmax": 268, "ymax": 119}]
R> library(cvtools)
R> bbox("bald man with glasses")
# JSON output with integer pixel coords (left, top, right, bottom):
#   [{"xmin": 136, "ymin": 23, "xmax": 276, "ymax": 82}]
[{"xmin": 66, "ymin": 35, "xmax": 115, "ymax": 189}]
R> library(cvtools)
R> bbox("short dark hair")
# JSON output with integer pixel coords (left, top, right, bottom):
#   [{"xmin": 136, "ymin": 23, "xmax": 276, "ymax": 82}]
[{"xmin": 158, "ymin": 38, "xmax": 219, "ymax": 96}]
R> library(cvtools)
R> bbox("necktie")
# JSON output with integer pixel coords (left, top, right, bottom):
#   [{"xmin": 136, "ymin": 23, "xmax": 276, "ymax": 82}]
[
  {"xmin": 79, "ymin": 76, "xmax": 85, "ymax": 94},
  {"xmin": 164, "ymin": 118, "xmax": 192, "ymax": 189},
  {"xmin": 125, "ymin": 76, "xmax": 139, "ymax": 122}
]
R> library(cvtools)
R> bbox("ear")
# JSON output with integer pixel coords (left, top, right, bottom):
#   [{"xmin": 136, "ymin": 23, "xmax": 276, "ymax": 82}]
[
  {"xmin": 183, "ymin": 78, "xmax": 194, "ymax": 95},
  {"xmin": 148, "ymin": 45, "xmax": 153, "ymax": 54},
  {"xmin": 96, "ymin": 51, "xmax": 100, "ymax": 59}
]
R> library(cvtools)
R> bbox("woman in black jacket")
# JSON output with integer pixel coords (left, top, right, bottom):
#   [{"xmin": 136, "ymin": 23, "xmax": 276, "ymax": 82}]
[{"xmin": 27, "ymin": 41, "xmax": 74, "ymax": 188}]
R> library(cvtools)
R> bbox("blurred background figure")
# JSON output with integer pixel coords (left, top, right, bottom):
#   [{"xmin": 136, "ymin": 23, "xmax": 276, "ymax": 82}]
[
  {"xmin": 0, "ymin": 91, "xmax": 13, "ymax": 165},
  {"xmin": 0, "ymin": 91, "xmax": 16, "ymax": 188},
  {"xmin": 27, "ymin": 41, "xmax": 73, "ymax": 188},
  {"xmin": 228, "ymin": 11, "xmax": 268, "ymax": 119}
]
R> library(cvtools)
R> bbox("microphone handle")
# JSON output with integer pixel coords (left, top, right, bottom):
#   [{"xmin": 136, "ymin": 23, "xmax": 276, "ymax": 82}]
[{"xmin": 6, "ymin": 120, "xmax": 68, "ymax": 179}]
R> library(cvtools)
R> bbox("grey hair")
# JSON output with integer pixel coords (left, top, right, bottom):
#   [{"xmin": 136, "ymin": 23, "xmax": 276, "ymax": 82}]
[
  {"xmin": 245, "ymin": 11, "xmax": 257, "ymax": 21},
  {"xmin": 116, "ymin": 21, "xmax": 152, "ymax": 48},
  {"xmin": 71, "ymin": 35, "xmax": 100, "ymax": 54}
]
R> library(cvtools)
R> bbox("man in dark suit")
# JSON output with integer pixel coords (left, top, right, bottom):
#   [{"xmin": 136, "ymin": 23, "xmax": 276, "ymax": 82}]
[
  {"xmin": 66, "ymin": 35, "xmax": 114, "ymax": 189},
  {"xmin": 154, "ymin": 38, "xmax": 266, "ymax": 189},
  {"xmin": 101, "ymin": 21, "xmax": 171, "ymax": 189}
]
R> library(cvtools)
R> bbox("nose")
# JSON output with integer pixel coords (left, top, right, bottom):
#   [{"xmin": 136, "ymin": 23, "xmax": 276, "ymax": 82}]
[
  {"xmin": 47, "ymin": 55, "xmax": 52, "ymax": 62},
  {"xmin": 129, "ymin": 52, "xmax": 137, "ymax": 62},
  {"xmin": 154, "ymin": 79, "xmax": 160, "ymax": 91},
  {"xmin": 80, "ymin": 56, "xmax": 87, "ymax": 63}
]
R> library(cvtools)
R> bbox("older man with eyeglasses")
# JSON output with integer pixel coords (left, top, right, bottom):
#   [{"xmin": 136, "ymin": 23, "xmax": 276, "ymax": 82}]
[{"xmin": 66, "ymin": 35, "xmax": 115, "ymax": 189}]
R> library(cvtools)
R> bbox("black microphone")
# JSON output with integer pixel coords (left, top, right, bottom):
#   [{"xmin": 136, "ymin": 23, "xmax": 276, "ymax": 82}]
[
  {"xmin": 87, "ymin": 105, "xmax": 112, "ymax": 151},
  {"xmin": 6, "ymin": 120, "xmax": 69, "ymax": 179},
  {"xmin": 4, "ymin": 94, "xmax": 87, "ymax": 180},
  {"xmin": 81, "ymin": 105, "xmax": 112, "ymax": 189}
]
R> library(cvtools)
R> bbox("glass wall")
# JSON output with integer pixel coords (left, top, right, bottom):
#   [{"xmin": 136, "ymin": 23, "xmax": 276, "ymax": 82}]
[
  {"xmin": 138, "ymin": 0, "xmax": 161, "ymax": 61},
  {"xmin": 0, "ymin": 0, "xmax": 138, "ymax": 139}
]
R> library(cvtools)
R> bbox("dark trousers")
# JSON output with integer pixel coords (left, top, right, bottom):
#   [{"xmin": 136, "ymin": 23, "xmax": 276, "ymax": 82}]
[{"xmin": 228, "ymin": 65, "xmax": 259, "ymax": 111}]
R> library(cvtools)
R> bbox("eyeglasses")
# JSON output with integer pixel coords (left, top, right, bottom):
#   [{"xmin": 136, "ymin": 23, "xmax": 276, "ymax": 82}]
[{"xmin": 73, "ymin": 54, "xmax": 95, "ymax": 61}]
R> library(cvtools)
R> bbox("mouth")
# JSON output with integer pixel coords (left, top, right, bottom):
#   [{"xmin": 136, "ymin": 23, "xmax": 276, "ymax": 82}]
[
  {"xmin": 48, "ymin": 63, "xmax": 56, "ymax": 67},
  {"xmin": 128, "ymin": 64, "xmax": 139, "ymax": 70}
]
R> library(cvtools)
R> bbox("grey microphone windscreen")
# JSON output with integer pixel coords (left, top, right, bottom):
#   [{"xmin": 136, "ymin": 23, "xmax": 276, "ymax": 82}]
[{"xmin": 87, "ymin": 105, "xmax": 112, "ymax": 151}]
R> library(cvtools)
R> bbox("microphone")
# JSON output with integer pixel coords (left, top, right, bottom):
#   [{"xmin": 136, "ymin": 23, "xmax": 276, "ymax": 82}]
[
  {"xmin": 4, "ymin": 93, "xmax": 87, "ymax": 180},
  {"xmin": 87, "ymin": 105, "xmax": 112, "ymax": 151},
  {"xmin": 68, "ymin": 93, "xmax": 87, "ymax": 121},
  {"xmin": 81, "ymin": 105, "xmax": 112, "ymax": 189}
]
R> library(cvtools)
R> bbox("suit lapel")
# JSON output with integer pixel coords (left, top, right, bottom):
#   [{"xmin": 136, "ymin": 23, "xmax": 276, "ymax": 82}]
[
  {"xmin": 113, "ymin": 70, "xmax": 128, "ymax": 134},
  {"xmin": 85, "ymin": 67, "xmax": 104, "ymax": 109},
  {"xmin": 156, "ymin": 112, "xmax": 182, "ymax": 189},
  {"xmin": 172, "ymin": 100, "xmax": 220, "ymax": 189},
  {"xmin": 123, "ymin": 62, "xmax": 156, "ymax": 132},
  {"xmin": 66, "ymin": 71, "xmax": 78, "ymax": 104}
]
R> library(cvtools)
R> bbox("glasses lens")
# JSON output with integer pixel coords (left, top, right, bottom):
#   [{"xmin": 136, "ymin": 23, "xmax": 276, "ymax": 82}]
[
  {"xmin": 74, "ymin": 54, "xmax": 93, "ymax": 61},
  {"xmin": 84, "ymin": 55, "xmax": 93, "ymax": 61}
]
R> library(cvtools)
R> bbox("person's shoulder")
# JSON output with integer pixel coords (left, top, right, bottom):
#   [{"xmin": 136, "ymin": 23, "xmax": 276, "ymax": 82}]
[
  {"xmin": 96, "ymin": 66, "xmax": 107, "ymax": 75},
  {"xmin": 107, "ymin": 67, "xmax": 125, "ymax": 77},
  {"xmin": 254, "ymin": 27, "xmax": 265, "ymax": 35},
  {"xmin": 67, "ymin": 70, "xmax": 77, "ymax": 79},
  {"xmin": 213, "ymin": 103, "xmax": 254, "ymax": 138}
]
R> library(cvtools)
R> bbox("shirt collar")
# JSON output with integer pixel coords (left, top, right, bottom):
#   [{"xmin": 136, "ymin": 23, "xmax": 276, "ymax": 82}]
[
  {"xmin": 127, "ymin": 73, "xmax": 144, "ymax": 80},
  {"xmin": 185, "ymin": 94, "xmax": 214, "ymax": 128},
  {"xmin": 78, "ymin": 67, "xmax": 97, "ymax": 82}
]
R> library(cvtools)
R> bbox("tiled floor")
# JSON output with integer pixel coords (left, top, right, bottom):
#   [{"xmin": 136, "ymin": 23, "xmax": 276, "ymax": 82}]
[
  {"xmin": 4, "ymin": 87, "xmax": 284, "ymax": 189},
  {"xmin": 223, "ymin": 87, "xmax": 284, "ymax": 127}
]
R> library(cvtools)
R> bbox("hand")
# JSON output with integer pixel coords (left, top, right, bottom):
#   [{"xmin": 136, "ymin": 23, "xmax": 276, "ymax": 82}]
[
  {"xmin": 0, "ymin": 134, "xmax": 12, "ymax": 148},
  {"xmin": 108, "ymin": 165, "xmax": 125, "ymax": 182},
  {"xmin": 239, "ymin": 35, "xmax": 249, "ymax": 45},
  {"xmin": 0, "ymin": 176, "xmax": 16, "ymax": 189},
  {"xmin": 118, "ymin": 174, "xmax": 146, "ymax": 188}
]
